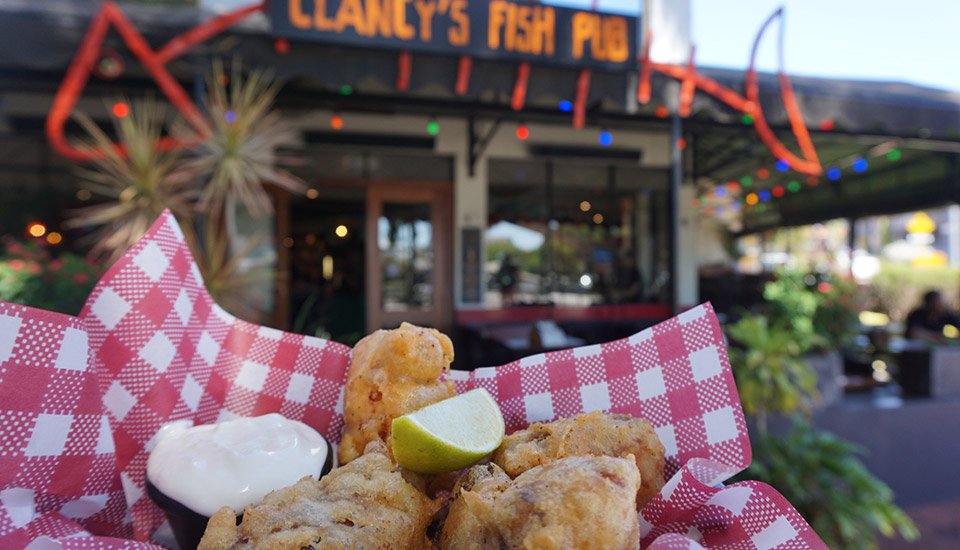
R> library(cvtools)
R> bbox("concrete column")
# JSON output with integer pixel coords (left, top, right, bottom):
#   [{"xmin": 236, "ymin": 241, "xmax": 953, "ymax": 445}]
[{"xmin": 435, "ymin": 118, "xmax": 488, "ymax": 310}]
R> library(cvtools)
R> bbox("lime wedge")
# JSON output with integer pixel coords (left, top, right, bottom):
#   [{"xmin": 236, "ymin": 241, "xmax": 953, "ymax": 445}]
[{"xmin": 391, "ymin": 388, "xmax": 505, "ymax": 474}]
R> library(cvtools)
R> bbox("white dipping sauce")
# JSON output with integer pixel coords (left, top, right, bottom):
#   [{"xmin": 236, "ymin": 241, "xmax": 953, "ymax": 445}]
[{"xmin": 146, "ymin": 413, "xmax": 329, "ymax": 517}]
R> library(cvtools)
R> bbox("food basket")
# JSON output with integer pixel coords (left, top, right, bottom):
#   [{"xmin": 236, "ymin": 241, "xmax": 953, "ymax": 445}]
[{"xmin": 0, "ymin": 211, "xmax": 826, "ymax": 549}]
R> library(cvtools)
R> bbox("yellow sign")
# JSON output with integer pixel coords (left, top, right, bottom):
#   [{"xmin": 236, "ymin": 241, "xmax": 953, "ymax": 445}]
[{"xmin": 907, "ymin": 211, "xmax": 936, "ymax": 234}]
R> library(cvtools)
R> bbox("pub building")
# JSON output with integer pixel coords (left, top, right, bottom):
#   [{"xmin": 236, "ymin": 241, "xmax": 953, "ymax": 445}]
[{"xmin": 2, "ymin": 0, "xmax": 960, "ymax": 368}]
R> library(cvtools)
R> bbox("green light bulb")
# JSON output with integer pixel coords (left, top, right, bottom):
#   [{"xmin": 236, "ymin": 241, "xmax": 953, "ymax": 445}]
[
  {"xmin": 742, "ymin": 113, "xmax": 754, "ymax": 125},
  {"xmin": 427, "ymin": 120, "xmax": 439, "ymax": 135},
  {"xmin": 741, "ymin": 175, "xmax": 753, "ymax": 186},
  {"xmin": 887, "ymin": 148, "xmax": 902, "ymax": 161},
  {"xmin": 339, "ymin": 85, "xmax": 353, "ymax": 95},
  {"xmin": 787, "ymin": 180, "xmax": 800, "ymax": 192}
]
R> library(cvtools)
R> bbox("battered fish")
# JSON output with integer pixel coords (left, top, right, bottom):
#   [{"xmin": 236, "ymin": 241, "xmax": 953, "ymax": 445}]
[
  {"xmin": 490, "ymin": 411, "xmax": 666, "ymax": 508},
  {"xmin": 198, "ymin": 442, "xmax": 438, "ymax": 550},
  {"xmin": 338, "ymin": 322, "xmax": 456, "ymax": 465},
  {"xmin": 437, "ymin": 456, "xmax": 641, "ymax": 550}
]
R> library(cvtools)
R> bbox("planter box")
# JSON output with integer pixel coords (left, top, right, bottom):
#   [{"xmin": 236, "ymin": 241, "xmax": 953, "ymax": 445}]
[{"xmin": 806, "ymin": 350, "xmax": 844, "ymax": 407}]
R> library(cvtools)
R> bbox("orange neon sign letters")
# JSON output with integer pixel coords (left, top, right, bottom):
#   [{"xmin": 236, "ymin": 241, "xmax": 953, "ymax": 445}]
[{"xmin": 46, "ymin": 4, "xmax": 820, "ymax": 175}]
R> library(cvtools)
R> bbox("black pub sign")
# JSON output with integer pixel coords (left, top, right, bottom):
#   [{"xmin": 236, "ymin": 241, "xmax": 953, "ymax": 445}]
[{"xmin": 271, "ymin": 0, "xmax": 639, "ymax": 70}]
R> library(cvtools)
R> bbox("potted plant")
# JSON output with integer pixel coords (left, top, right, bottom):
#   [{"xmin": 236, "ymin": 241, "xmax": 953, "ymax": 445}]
[{"xmin": 726, "ymin": 310, "xmax": 918, "ymax": 549}]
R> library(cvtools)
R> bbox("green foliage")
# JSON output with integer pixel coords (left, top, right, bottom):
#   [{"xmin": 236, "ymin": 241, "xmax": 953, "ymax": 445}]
[
  {"xmin": 726, "ymin": 314, "xmax": 820, "ymax": 422},
  {"xmin": 0, "ymin": 239, "xmax": 100, "ymax": 316},
  {"xmin": 814, "ymin": 275, "xmax": 861, "ymax": 350},
  {"xmin": 735, "ymin": 420, "xmax": 918, "ymax": 550},
  {"xmin": 763, "ymin": 270, "xmax": 859, "ymax": 351},
  {"xmin": 867, "ymin": 261, "xmax": 960, "ymax": 322}
]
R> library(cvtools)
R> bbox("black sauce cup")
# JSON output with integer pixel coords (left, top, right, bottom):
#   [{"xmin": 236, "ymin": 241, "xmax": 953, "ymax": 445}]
[{"xmin": 145, "ymin": 436, "xmax": 334, "ymax": 550}]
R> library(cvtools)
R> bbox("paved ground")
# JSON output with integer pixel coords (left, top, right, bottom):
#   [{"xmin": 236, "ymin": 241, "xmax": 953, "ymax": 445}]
[{"xmin": 878, "ymin": 499, "xmax": 960, "ymax": 549}]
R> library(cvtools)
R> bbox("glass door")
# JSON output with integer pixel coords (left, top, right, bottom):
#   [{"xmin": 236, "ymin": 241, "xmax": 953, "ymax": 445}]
[{"xmin": 366, "ymin": 184, "xmax": 451, "ymax": 333}]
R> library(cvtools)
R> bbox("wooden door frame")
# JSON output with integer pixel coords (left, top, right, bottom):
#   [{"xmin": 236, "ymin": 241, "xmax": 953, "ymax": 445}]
[{"xmin": 365, "ymin": 180, "xmax": 453, "ymax": 333}]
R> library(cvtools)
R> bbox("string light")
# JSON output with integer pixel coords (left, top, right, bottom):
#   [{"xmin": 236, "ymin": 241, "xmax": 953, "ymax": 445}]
[
  {"xmin": 516, "ymin": 124, "xmax": 529, "ymax": 140},
  {"xmin": 727, "ymin": 181, "xmax": 740, "ymax": 192},
  {"xmin": 599, "ymin": 130, "xmax": 613, "ymax": 147},
  {"xmin": 427, "ymin": 119, "xmax": 440, "ymax": 135},
  {"xmin": 741, "ymin": 176, "xmax": 753, "ymax": 186},
  {"xmin": 339, "ymin": 85, "xmax": 353, "ymax": 95},
  {"xmin": 741, "ymin": 113, "xmax": 754, "ymax": 125},
  {"xmin": 757, "ymin": 168, "xmax": 770, "ymax": 180},
  {"xmin": 746, "ymin": 193, "xmax": 759, "ymax": 205},
  {"xmin": 306, "ymin": 188, "xmax": 319, "ymax": 199},
  {"xmin": 758, "ymin": 190, "xmax": 771, "ymax": 202},
  {"xmin": 714, "ymin": 187, "xmax": 727, "ymax": 198},
  {"xmin": 27, "ymin": 223, "xmax": 46, "ymax": 237},
  {"xmin": 676, "ymin": 138, "xmax": 687, "ymax": 150},
  {"xmin": 76, "ymin": 189, "xmax": 92, "ymax": 201},
  {"xmin": 776, "ymin": 159, "xmax": 790, "ymax": 172},
  {"xmin": 593, "ymin": 213, "xmax": 604, "ymax": 224},
  {"xmin": 887, "ymin": 149, "xmax": 902, "ymax": 161},
  {"xmin": 852, "ymin": 158, "xmax": 868, "ymax": 172},
  {"xmin": 335, "ymin": 225, "xmax": 349, "ymax": 238},
  {"xmin": 224, "ymin": 110, "xmax": 236, "ymax": 124},
  {"xmin": 558, "ymin": 100, "xmax": 573, "ymax": 112},
  {"xmin": 826, "ymin": 167, "xmax": 841, "ymax": 181},
  {"xmin": 787, "ymin": 180, "xmax": 801, "ymax": 192},
  {"xmin": 772, "ymin": 185, "xmax": 785, "ymax": 198},
  {"xmin": 330, "ymin": 114, "xmax": 344, "ymax": 130},
  {"xmin": 819, "ymin": 120, "xmax": 835, "ymax": 131},
  {"xmin": 112, "ymin": 102, "xmax": 129, "ymax": 118},
  {"xmin": 580, "ymin": 201, "xmax": 591, "ymax": 211},
  {"xmin": 46, "ymin": 232, "xmax": 62, "ymax": 245},
  {"xmin": 655, "ymin": 105, "xmax": 669, "ymax": 118}
]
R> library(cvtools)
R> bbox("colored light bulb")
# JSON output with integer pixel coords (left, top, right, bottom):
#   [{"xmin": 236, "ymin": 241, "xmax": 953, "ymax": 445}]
[
  {"xmin": 758, "ymin": 190, "xmax": 771, "ymax": 202},
  {"xmin": 599, "ymin": 130, "xmax": 613, "ymax": 146},
  {"xmin": 826, "ymin": 167, "xmax": 841, "ymax": 181},
  {"xmin": 776, "ymin": 159, "xmax": 790, "ymax": 172},
  {"xmin": 787, "ymin": 180, "xmax": 801, "ymax": 192},
  {"xmin": 852, "ymin": 158, "xmax": 868, "ymax": 173},
  {"xmin": 427, "ymin": 120, "xmax": 439, "ymax": 135},
  {"xmin": 559, "ymin": 100, "xmax": 573, "ymax": 112}
]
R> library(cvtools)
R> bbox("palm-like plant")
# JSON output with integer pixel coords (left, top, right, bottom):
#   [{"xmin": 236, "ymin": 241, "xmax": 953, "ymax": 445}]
[
  {"xmin": 173, "ymin": 59, "xmax": 304, "ymax": 218},
  {"xmin": 184, "ymin": 215, "xmax": 276, "ymax": 322},
  {"xmin": 67, "ymin": 99, "xmax": 194, "ymax": 262}
]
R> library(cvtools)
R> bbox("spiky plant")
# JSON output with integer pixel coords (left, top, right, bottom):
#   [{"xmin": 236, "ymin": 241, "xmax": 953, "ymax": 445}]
[
  {"xmin": 67, "ymin": 99, "xmax": 195, "ymax": 263},
  {"xmin": 198, "ymin": 215, "xmax": 273, "ymax": 321},
  {"xmin": 173, "ymin": 59, "xmax": 304, "ymax": 218}
]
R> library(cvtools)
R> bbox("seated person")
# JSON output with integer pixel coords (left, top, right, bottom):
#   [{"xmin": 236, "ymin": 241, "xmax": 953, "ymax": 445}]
[{"xmin": 905, "ymin": 290, "xmax": 959, "ymax": 344}]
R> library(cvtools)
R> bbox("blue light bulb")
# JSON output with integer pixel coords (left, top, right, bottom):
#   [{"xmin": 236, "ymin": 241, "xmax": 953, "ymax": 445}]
[
  {"xmin": 852, "ymin": 158, "xmax": 868, "ymax": 173},
  {"xmin": 758, "ymin": 190, "xmax": 771, "ymax": 202},
  {"xmin": 599, "ymin": 131, "xmax": 613, "ymax": 147},
  {"xmin": 715, "ymin": 187, "xmax": 727, "ymax": 198},
  {"xmin": 559, "ymin": 100, "xmax": 573, "ymax": 112},
  {"xmin": 826, "ymin": 167, "xmax": 841, "ymax": 181},
  {"xmin": 776, "ymin": 159, "xmax": 790, "ymax": 172}
]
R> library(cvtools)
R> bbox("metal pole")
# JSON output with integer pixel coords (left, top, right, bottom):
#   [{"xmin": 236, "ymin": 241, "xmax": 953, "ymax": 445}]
[{"xmin": 670, "ymin": 114, "xmax": 682, "ymax": 313}]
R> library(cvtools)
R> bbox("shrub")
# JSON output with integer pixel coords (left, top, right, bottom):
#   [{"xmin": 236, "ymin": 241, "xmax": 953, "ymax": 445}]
[{"xmin": 0, "ymin": 239, "xmax": 100, "ymax": 316}]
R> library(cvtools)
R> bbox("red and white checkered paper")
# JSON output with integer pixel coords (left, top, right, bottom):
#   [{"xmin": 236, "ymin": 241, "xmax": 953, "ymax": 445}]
[{"xmin": 0, "ymin": 210, "xmax": 827, "ymax": 550}]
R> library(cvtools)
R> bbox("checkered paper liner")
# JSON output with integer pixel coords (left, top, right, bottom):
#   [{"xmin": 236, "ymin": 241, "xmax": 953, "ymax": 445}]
[{"xmin": 0, "ymin": 210, "xmax": 826, "ymax": 550}]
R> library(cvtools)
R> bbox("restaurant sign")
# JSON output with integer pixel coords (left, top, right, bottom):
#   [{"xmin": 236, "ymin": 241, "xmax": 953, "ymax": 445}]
[{"xmin": 270, "ymin": 0, "xmax": 638, "ymax": 70}]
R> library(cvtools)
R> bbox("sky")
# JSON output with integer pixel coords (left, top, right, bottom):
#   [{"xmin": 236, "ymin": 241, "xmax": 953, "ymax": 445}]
[{"xmin": 550, "ymin": 0, "xmax": 960, "ymax": 93}]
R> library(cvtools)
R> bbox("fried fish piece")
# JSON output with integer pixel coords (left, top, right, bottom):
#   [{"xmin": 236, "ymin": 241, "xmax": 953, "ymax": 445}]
[
  {"xmin": 338, "ymin": 322, "xmax": 456, "ymax": 466},
  {"xmin": 437, "ymin": 456, "xmax": 641, "ymax": 550},
  {"xmin": 490, "ymin": 411, "xmax": 666, "ymax": 508},
  {"xmin": 198, "ymin": 442, "xmax": 439, "ymax": 550}
]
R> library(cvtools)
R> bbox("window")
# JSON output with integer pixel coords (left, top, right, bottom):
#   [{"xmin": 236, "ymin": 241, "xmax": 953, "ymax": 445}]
[{"xmin": 486, "ymin": 159, "xmax": 670, "ymax": 309}]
